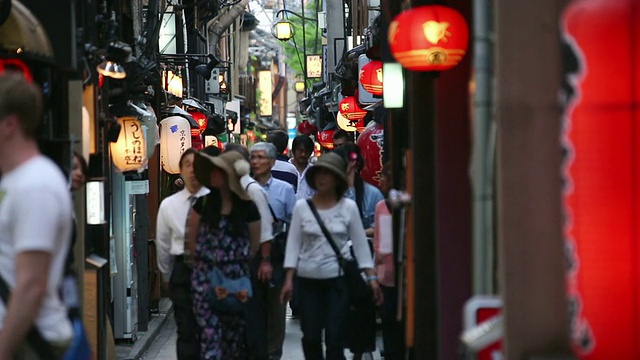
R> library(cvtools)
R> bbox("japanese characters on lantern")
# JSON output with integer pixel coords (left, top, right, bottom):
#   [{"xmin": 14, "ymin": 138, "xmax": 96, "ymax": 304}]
[
  {"xmin": 160, "ymin": 116, "xmax": 192, "ymax": 174},
  {"xmin": 110, "ymin": 117, "xmax": 147, "ymax": 172},
  {"xmin": 388, "ymin": 5, "xmax": 469, "ymax": 71},
  {"xmin": 360, "ymin": 60, "xmax": 383, "ymax": 96}
]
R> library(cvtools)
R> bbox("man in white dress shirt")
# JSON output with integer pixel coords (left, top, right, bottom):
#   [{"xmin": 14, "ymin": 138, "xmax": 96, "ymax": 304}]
[{"xmin": 155, "ymin": 148, "xmax": 209, "ymax": 360}]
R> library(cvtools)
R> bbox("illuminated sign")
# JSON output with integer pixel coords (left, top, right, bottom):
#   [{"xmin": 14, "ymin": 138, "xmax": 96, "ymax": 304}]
[{"xmin": 258, "ymin": 70, "xmax": 273, "ymax": 117}]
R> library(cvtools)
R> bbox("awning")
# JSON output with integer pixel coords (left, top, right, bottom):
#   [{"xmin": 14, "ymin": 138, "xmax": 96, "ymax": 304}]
[{"xmin": 0, "ymin": 1, "xmax": 53, "ymax": 59}]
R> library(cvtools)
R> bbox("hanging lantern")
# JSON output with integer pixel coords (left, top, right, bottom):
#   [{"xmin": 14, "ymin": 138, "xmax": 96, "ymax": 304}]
[
  {"xmin": 160, "ymin": 116, "xmax": 192, "ymax": 174},
  {"xmin": 562, "ymin": 0, "xmax": 640, "ymax": 358},
  {"xmin": 298, "ymin": 120, "xmax": 318, "ymax": 136},
  {"xmin": 336, "ymin": 111, "xmax": 366, "ymax": 133},
  {"xmin": 356, "ymin": 123, "xmax": 384, "ymax": 187},
  {"xmin": 388, "ymin": 5, "xmax": 469, "ymax": 71},
  {"xmin": 317, "ymin": 129, "xmax": 335, "ymax": 149},
  {"xmin": 360, "ymin": 60, "xmax": 383, "ymax": 96},
  {"xmin": 110, "ymin": 117, "xmax": 147, "ymax": 173},
  {"xmin": 339, "ymin": 96, "xmax": 367, "ymax": 121},
  {"xmin": 189, "ymin": 111, "xmax": 208, "ymax": 133}
]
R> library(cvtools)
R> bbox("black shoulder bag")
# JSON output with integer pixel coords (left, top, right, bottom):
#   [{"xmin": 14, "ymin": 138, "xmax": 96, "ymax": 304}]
[{"xmin": 305, "ymin": 200, "xmax": 372, "ymax": 306}]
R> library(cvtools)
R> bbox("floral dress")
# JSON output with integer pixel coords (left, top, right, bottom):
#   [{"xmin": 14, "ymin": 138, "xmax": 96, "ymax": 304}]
[{"xmin": 191, "ymin": 200, "xmax": 259, "ymax": 360}]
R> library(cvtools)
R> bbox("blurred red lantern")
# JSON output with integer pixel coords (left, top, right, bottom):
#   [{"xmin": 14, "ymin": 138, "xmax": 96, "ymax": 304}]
[
  {"xmin": 356, "ymin": 123, "xmax": 384, "ymax": 187},
  {"xmin": 562, "ymin": 0, "xmax": 640, "ymax": 358},
  {"xmin": 189, "ymin": 111, "xmax": 208, "ymax": 133},
  {"xmin": 317, "ymin": 130, "xmax": 335, "ymax": 149},
  {"xmin": 339, "ymin": 96, "xmax": 367, "ymax": 121},
  {"xmin": 298, "ymin": 120, "xmax": 318, "ymax": 136},
  {"xmin": 388, "ymin": 5, "xmax": 469, "ymax": 71},
  {"xmin": 360, "ymin": 60, "xmax": 383, "ymax": 96}
]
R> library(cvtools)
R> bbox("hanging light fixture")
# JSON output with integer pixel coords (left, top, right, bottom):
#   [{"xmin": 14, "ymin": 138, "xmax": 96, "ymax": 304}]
[
  {"xmin": 388, "ymin": 5, "xmax": 469, "ymax": 71},
  {"xmin": 97, "ymin": 60, "xmax": 126, "ymax": 79},
  {"xmin": 272, "ymin": 18, "xmax": 294, "ymax": 41},
  {"xmin": 360, "ymin": 60, "xmax": 383, "ymax": 96}
]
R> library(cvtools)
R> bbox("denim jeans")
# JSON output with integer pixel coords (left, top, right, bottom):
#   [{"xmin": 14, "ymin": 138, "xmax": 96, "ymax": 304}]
[{"xmin": 297, "ymin": 276, "xmax": 349, "ymax": 360}]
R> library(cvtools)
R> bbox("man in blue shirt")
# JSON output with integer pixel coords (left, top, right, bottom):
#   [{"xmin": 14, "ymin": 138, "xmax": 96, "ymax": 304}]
[
  {"xmin": 250, "ymin": 142, "xmax": 296, "ymax": 360},
  {"xmin": 267, "ymin": 130, "xmax": 298, "ymax": 192}
]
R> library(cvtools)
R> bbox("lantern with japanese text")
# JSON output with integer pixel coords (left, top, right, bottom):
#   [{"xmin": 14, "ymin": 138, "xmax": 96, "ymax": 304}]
[
  {"xmin": 339, "ymin": 96, "xmax": 367, "ymax": 121},
  {"xmin": 562, "ymin": 0, "xmax": 640, "ymax": 358},
  {"xmin": 160, "ymin": 116, "xmax": 192, "ymax": 174},
  {"xmin": 317, "ymin": 129, "xmax": 335, "ymax": 150},
  {"xmin": 189, "ymin": 111, "xmax": 208, "ymax": 133},
  {"xmin": 356, "ymin": 123, "xmax": 384, "ymax": 187},
  {"xmin": 359, "ymin": 60, "xmax": 383, "ymax": 96},
  {"xmin": 388, "ymin": 5, "xmax": 469, "ymax": 71},
  {"xmin": 110, "ymin": 117, "xmax": 147, "ymax": 172}
]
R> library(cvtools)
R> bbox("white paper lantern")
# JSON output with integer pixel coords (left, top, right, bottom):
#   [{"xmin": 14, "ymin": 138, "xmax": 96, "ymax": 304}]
[
  {"xmin": 160, "ymin": 116, "xmax": 192, "ymax": 174},
  {"xmin": 110, "ymin": 117, "xmax": 148, "ymax": 172}
]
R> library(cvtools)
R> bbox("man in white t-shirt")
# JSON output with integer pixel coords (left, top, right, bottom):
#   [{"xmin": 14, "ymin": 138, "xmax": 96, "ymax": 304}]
[{"xmin": 0, "ymin": 73, "xmax": 74, "ymax": 358}]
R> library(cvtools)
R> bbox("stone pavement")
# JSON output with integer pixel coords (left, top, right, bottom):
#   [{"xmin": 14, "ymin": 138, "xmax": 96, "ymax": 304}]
[{"xmin": 117, "ymin": 301, "xmax": 384, "ymax": 359}]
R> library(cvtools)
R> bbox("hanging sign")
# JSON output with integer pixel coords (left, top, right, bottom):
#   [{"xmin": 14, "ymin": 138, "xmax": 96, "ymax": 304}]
[
  {"xmin": 110, "ymin": 117, "xmax": 147, "ymax": 172},
  {"xmin": 306, "ymin": 55, "xmax": 323, "ymax": 78}
]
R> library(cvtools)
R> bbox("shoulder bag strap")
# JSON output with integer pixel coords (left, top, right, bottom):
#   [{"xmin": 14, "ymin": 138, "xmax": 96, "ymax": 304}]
[
  {"xmin": 246, "ymin": 181, "xmax": 278, "ymax": 221},
  {"xmin": 306, "ymin": 200, "xmax": 346, "ymax": 271},
  {"xmin": 0, "ymin": 274, "xmax": 57, "ymax": 360}
]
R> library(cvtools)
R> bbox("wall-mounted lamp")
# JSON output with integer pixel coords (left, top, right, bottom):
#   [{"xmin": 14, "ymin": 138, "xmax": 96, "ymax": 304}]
[
  {"xmin": 96, "ymin": 41, "xmax": 131, "ymax": 79},
  {"xmin": 383, "ymin": 62, "xmax": 404, "ymax": 108},
  {"xmin": 164, "ymin": 70, "xmax": 183, "ymax": 98},
  {"xmin": 97, "ymin": 60, "xmax": 126, "ymax": 79},
  {"xmin": 195, "ymin": 53, "xmax": 222, "ymax": 80}
]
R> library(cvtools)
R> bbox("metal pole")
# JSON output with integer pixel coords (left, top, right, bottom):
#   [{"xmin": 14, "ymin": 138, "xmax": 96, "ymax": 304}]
[
  {"xmin": 301, "ymin": 0, "xmax": 307, "ymax": 89},
  {"xmin": 471, "ymin": 0, "xmax": 496, "ymax": 296}
]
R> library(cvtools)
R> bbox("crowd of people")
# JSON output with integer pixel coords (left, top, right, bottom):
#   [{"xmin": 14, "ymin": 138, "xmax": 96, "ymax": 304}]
[
  {"xmin": 0, "ymin": 71, "xmax": 399, "ymax": 360},
  {"xmin": 155, "ymin": 125, "xmax": 402, "ymax": 360}
]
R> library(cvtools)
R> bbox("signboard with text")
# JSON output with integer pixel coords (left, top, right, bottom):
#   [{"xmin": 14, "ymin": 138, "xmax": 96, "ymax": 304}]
[{"xmin": 306, "ymin": 55, "xmax": 322, "ymax": 78}]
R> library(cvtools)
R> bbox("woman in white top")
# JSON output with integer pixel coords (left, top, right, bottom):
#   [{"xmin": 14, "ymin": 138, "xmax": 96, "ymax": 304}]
[{"xmin": 280, "ymin": 152, "xmax": 382, "ymax": 360}]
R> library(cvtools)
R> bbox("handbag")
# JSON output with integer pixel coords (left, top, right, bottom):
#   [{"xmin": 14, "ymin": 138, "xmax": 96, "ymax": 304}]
[
  {"xmin": 0, "ymin": 274, "xmax": 92, "ymax": 360},
  {"xmin": 207, "ymin": 267, "xmax": 253, "ymax": 314},
  {"xmin": 306, "ymin": 200, "xmax": 372, "ymax": 306}
]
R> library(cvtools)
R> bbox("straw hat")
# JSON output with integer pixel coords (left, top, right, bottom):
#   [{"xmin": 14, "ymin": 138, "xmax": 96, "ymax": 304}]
[
  {"xmin": 195, "ymin": 150, "xmax": 252, "ymax": 201},
  {"xmin": 305, "ymin": 152, "xmax": 348, "ymax": 190}
]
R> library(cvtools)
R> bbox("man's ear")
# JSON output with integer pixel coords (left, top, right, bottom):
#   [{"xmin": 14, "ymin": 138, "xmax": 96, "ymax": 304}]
[{"xmin": 0, "ymin": 114, "xmax": 19, "ymax": 136}]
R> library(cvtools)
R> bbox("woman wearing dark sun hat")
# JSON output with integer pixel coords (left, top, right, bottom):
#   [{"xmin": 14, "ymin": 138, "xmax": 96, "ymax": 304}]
[{"xmin": 280, "ymin": 152, "xmax": 383, "ymax": 360}]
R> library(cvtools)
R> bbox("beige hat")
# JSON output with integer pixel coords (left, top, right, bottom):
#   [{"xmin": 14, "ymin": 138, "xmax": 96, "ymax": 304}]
[
  {"xmin": 195, "ymin": 150, "xmax": 252, "ymax": 201},
  {"xmin": 305, "ymin": 152, "xmax": 348, "ymax": 190}
]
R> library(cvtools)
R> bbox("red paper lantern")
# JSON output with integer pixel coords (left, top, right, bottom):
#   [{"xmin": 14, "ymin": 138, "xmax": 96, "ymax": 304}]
[
  {"xmin": 356, "ymin": 123, "xmax": 384, "ymax": 187},
  {"xmin": 317, "ymin": 130, "xmax": 335, "ymax": 149},
  {"xmin": 359, "ymin": 60, "xmax": 383, "ymax": 96},
  {"xmin": 562, "ymin": 0, "xmax": 640, "ymax": 358},
  {"xmin": 188, "ymin": 111, "xmax": 208, "ymax": 133},
  {"xmin": 339, "ymin": 96, "xmax": 367, "ymax": 121},
  {"xmin": 298, "ymin": 120, "xmax": 318, "ymax": 136},
  {"xmin": 388, "ymin": 5, "xmax": 469, "ymax": 71}
]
